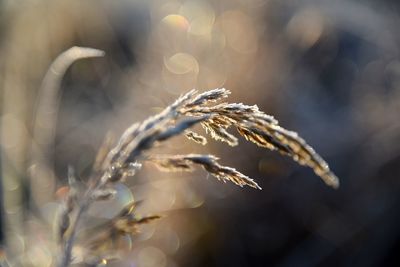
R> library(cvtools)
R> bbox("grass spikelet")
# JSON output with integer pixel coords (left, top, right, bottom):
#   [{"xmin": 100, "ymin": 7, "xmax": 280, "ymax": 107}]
[
  {"xmin": 184, "ymin": 130, "xmax": 208, "ymax": 145},
  {"xmin": 180, "ymin": 89, "xmax": 339, "ymax": 188},
  {"xmin": 149, "ymin": 154, "xmax": 261, "ymax": 189},
  {"xmin": 77, "ymin": 202, "xmax": 161, "ymax": 266},
  {"xmin": 54, "ymin": 84, "xmax": 338, "ymax": 267},
  {"xmin": 184, "ymin": 88, "xmax": 230, "ymax": 108},
  {"xmin": 201, "ymin": 121, "xmax": 239, "ymax": 146}
]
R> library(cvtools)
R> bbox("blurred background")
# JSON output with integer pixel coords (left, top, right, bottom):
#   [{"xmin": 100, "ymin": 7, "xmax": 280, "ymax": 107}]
[{"xmin": 1, "ymin": 0, "xmax": 400, "ymax": 266}]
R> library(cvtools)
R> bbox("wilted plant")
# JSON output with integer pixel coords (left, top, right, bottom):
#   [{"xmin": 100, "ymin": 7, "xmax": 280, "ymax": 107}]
[{"xmin": 55, "ymin": 82, "xmax": 338, "ymax": 266}]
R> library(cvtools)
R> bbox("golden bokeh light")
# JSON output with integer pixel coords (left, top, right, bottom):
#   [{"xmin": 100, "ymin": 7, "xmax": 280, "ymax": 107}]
[
  {"xmin": 219, "ymin": 10, "xmax": 258, "ymax": 54},
  {"xmin": 137, "ymin": 246, "xmax": 167, "ymax": 267},
  {"xmin": 161, "ymin": 14, "xmax": 190, "ymax": 32},
  {"xmin": 164, "ymin": 53, "xmax": 199, "ymax": 75},
  {"xmin": 180, "ymin": 0, "xmax": 215, "ymax": 36}
]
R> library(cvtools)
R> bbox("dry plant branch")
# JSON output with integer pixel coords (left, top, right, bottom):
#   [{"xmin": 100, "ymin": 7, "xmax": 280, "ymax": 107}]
[{"xmin": 50, "ymin": 52, "xmax": 338, "ymax": 267}]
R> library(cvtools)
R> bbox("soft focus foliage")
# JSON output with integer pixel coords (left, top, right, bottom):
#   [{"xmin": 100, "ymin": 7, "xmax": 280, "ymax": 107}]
[{"xmin": 1, "ymin": 0, "xmax": 400, "ymax": 266}]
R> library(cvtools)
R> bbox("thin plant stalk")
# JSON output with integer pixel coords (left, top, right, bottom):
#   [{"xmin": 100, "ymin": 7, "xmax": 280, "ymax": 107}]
[{"xmin": 53, "ymin": 50, "xmax": 338, "ymax": 267}]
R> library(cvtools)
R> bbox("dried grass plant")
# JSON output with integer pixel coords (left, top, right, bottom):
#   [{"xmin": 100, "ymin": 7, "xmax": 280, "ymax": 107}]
[{"xmin": 49, "ymin": 48, "xmax": 339, "ymax": 267}]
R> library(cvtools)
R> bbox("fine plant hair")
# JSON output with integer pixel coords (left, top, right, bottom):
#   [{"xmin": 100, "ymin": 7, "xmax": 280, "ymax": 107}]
[{"xmin": 52, "ymin": 51, "xmax": 339, "ymax": 266}]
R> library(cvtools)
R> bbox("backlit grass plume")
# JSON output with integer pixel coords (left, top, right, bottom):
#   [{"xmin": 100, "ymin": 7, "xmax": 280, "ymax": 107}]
[{"xmin": 56, "ymin": 87, "xmax": 338, "ymax": 267}]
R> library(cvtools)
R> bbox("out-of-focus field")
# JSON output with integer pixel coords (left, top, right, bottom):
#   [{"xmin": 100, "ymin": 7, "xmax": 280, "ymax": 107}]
[{"xmin": 1, "ymin": 0, "xmax": 400, "ymax": 266}]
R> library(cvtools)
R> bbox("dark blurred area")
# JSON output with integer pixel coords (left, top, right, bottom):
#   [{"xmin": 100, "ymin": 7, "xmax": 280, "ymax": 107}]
[{"xmin": 1, "ymin": 0, "xmax": 400, "ymax": 266}]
